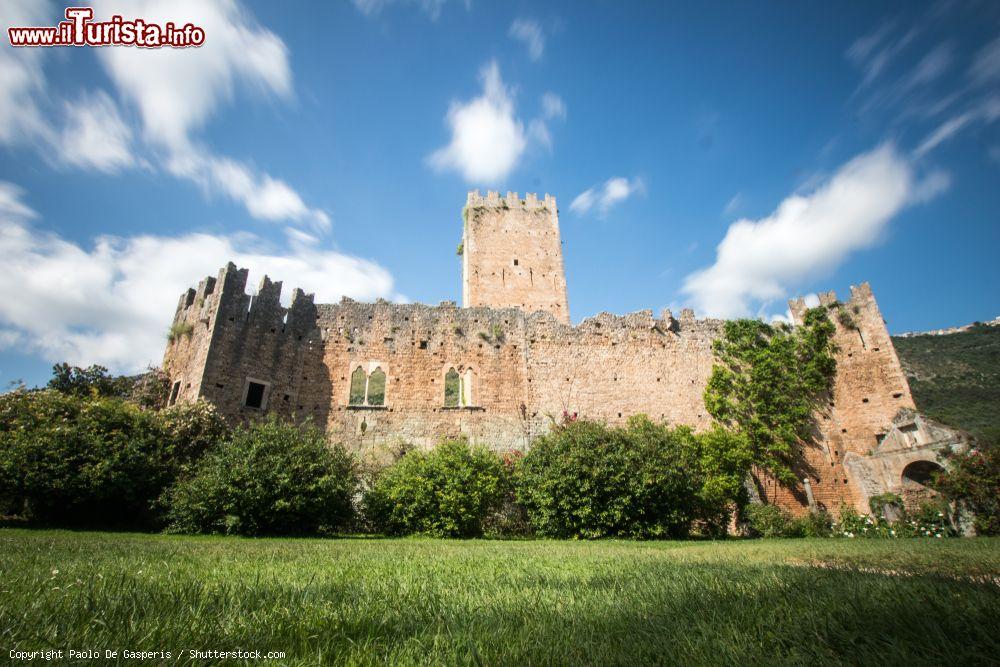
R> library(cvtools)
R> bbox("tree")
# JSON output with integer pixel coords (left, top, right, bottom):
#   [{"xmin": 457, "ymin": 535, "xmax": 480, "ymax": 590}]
[
  {"xmin": 47, "ymin": 363, "xmax": 133, "ymax": 398},
  {"xmin": 703, "ymin": 308, "xmax": 836, "ymax": 485},
  {"xmin": 0, "ymin": 389, "xmax": 169, "ymax": 526}
]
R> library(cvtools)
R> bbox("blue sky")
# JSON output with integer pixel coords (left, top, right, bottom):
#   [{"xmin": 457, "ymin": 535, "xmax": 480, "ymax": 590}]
[{"xmin": 1, "ymin": 0, "xmax": 998, "ymax": 388}]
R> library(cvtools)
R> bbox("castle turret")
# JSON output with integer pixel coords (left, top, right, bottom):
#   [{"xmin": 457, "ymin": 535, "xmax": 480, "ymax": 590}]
[{"xmin": 462, "ymin": 190, "xmax": 570, "ymax": 324}]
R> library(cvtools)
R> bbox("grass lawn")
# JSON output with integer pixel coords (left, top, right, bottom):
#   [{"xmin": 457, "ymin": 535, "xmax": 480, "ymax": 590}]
[{"xmin": 1, "ymin": 530, "xmax": 998, "ymax": 665}]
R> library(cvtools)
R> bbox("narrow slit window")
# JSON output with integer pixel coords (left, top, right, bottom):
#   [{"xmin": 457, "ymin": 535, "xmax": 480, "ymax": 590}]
[{"xmin": 168, "ymin": 380, "xmax": 181, "ymax": 406}]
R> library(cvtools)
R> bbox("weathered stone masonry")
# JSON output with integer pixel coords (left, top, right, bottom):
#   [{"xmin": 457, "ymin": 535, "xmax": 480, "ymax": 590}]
[{"xmin": 163, "ymin": 190, "xmax": 964, "ymax": 516}]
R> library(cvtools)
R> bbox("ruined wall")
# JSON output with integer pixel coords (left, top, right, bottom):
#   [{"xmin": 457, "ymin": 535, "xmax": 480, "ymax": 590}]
[
  {"xmin": 844, "ymin": 409, "xmax": 968, "ymax": 511},
  {"xmin": 463, "ymin": 190, "xmax": 570, "ymax": 325},
  {"xmin": 163, "ymin": 262, "xmax": 325, "ymax": 424},
  {"xmin": 161, "ymin": 264, "xmax": 238, "ymax": 406},
  {"xmin": 758, "ymin": 283, "xmax": 917, "ymax": 514}
]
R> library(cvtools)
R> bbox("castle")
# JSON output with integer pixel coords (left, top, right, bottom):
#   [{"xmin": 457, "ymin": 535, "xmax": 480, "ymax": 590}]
[{"xmin": 163, "ymin": 190, "xmax": 966, "ymax": 516}]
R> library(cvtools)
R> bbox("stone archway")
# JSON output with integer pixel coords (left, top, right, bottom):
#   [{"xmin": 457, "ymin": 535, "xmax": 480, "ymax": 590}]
[{"xmin": 900, "ymin": 459, "xmax": 944, "ymax": 508}]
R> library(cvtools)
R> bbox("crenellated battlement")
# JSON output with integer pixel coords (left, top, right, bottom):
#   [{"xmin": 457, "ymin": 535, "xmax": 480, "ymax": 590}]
[
  {"xmin": 465, "ymin": 189, "xmax": 556, "ymax": 211},
  {"xmin": 787, "ymin": 282, "xmax": 879, "ymax": 325}
]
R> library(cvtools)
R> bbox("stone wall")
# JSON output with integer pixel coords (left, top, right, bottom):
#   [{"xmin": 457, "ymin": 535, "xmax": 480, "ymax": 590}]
[
  {"xmin": 162, "ymin": 191, "xmax": 925, "ymax": 518},
  {"xmin": 165, "ymin": 272, "xmax": 722, "ymax": 456}
]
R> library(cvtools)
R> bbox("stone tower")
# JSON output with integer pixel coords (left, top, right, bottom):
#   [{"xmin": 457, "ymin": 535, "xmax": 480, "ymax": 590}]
[{"xmin": 462, "ymin": 190, "xmax": 570, "ymax": 324}]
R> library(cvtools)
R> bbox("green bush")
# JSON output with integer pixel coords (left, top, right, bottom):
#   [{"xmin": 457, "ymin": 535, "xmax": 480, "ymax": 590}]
[
  {"xmin": 363, "ymin": 440, "xmax": 509, "ymax": 537},
  {"xmin": 744, "ymin": 504, "xmax": 799, "ymax": 538},
  {"xmin": 793, "ymin": 509, "xmax": 834, "ymax": 537},
  {"xmin": 165, "ymin": 418, "xmax": 356, "ymax": 536},
  {"xmin": 934, "ymin": 444, "xmax": 1000, "ymax": 535},
  {"xmin": 515, "ymin": 418, "xmax": 720, "ymax": 539},
  {"xmin": 128, "ymin": 367, "xmax": 172, "ymax": 409},
  {"xmin": 482, "ymin": 450, "xmax": 534, "ymax": 538},
  {"xmin": 868, "ymin": 492, "xmax": 904, "ymax": 521},
  {"xmin": 0, "ymin": 389, "xmax": 171, "ymax": 527},
  {"xmin": 743, "ymin": 505, "xmax": 834, "ymax": 538},
  {"xmin": 0, "ymin": 389, "xmax": 228, "ymax": 528},
  {"xmin": 157, "ymin": 400, "xmax": 228, "ymax": 474}
]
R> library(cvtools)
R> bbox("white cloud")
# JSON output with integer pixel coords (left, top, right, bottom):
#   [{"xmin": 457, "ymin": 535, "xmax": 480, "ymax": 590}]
[
  {"xmin": 60, "ymin": 92, "xmax": 136, "ymax": 173},
  {"xmin": 723, "ymin": 192, "xmax": 743, "ymax": 216},
  {"xmin": 89, "ymin": 0, "xmax": 332, "ymax": 228},
  {"xmin": 527, "ymin": 119, "xmax": 552, "ymax": 150},
  {"xmin": 526, "ymin": 93, "xmax": 567, "ymax": 151},
  {"xmin": 542, "ymin": 92, "xmax": 566, "ymax": 120},
  {"xmin": 846, "ymin": 22, "xmax": 919, "ymax": 88},
  {"xmin": 428, "ymin": 61, "xmax": 527, "ymax": 183},
  {"xmin": 969, "ymin": 36, "xmax": 1000, "ymax": 85},
  {"xmin": 682, "ymin": 144, "xmax": 948, "ymax": 319},
  {"xmin": 0, "ymin": 182, "xmax": 397, "ymax": 373},
  {"xmin": 93, "ymin": 0, "xmax": 291, "ymax": 150},
  {"xmin": 0, "ymin": 182, "xmax": 38, "ymax": 220},
  {"xmin": 857, "ymin": 42, "xmax": 954, "ymax": 115},
  {"xmin": 167, "ymin": 153, "xmax": 331, "ymax": 232},
  {"xmin": 0, "ymin": 0, "xmax": 55, "ymax": 145},
  {"xmin": 1, "ymin": 0, "xmax": 327, "ymax": 229},
  {"xmin": 914, "ymin": 97, "xmax": 1000, "ymax": 158},
  {"xmin": 509, "ymin": 19, "xmax": 545, "ymax": 61},
  {"xmin": 351, "ymin": 0, "xmax": 458, "ymax": 20},
  {"xmin": 845, "ymin": 19, "xmax": 997, "ymax": 160},
  {"xmin": 908, "ymin": 43, "xmax": 953, "ymax": 89},
  {"xmin": 569, "ymin": 177, "xmax": 644, "ymax": 216}
]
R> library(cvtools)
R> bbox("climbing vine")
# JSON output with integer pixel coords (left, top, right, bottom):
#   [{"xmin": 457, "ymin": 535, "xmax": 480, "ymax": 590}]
[{"xmin": 703, "ymin": 307, "xmax": 837, "ymax": 485}]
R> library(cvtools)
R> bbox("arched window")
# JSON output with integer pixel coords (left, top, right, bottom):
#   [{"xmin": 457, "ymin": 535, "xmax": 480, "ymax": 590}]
[
  {"xmin": 349, "ymin": 367, "xmax": 367, "ymax": 405},
  {"xmin": 367, "ymin": 367, "xmax": 386, "ymax": 406},
  {"xmin": 462, "ymin": 368, "xmax": 474, "ymax": 407},
  {"xmin": 444, "ymin": 368, "xmax": 460, "ymax": 407}
]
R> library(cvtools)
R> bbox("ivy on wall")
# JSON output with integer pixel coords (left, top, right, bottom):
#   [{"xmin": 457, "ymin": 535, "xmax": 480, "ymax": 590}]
[{"xmin": 703, "ymin": 307, "xmax": 837, "ymax": 485}]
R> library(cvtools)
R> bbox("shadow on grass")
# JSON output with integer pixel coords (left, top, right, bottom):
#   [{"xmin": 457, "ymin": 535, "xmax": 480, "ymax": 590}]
[{"xmin": 2, "ymin": 532, "xmax": 997, "ymax": 666}]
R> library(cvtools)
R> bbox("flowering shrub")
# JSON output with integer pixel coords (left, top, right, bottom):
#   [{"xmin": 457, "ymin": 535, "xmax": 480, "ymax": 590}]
[
  {"xmin": 933, "ymin": 444, "xmax": 1000, "ymax": 535},
  {"xmin": 834, "ymin": 503, "xmax": 954, "ymax": 539}
]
